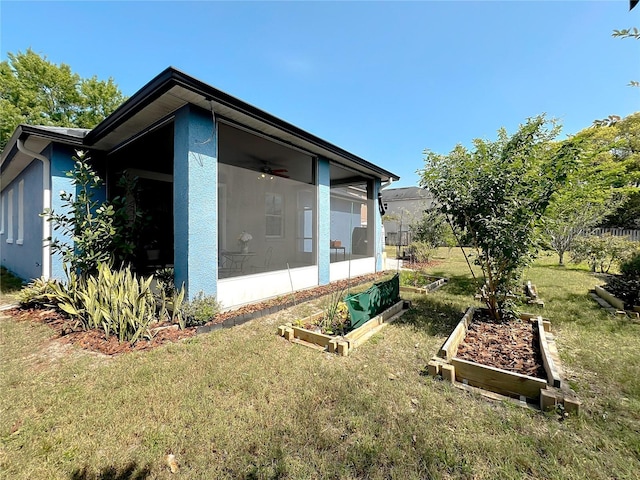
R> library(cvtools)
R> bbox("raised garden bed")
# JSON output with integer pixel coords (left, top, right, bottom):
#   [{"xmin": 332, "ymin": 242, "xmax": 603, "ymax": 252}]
[
  {"xmin": 278, "ymin": 300, "xmax": 406, "ymax": 356},
  {"xmin": 399, "ymin": 271, "xmax": 447, "ymax": 295},
  {"xmin": 591, "ymin": 285, "xmax": 640, "ymax": 320},
  {"xmin": 428, "ymin": 307, "xmax": 580, "ymax": 414},
  {"xmin": 594, "ymin": 285, "xmax": 626, "ymax": 310}
]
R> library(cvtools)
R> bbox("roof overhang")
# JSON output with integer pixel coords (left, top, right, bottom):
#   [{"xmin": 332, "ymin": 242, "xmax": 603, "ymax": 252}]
[
  {"xmin": 2, "ymin": 67, "xmax": 399, "ymax": 186},
  {"xmin": 0, "ymin": 125, "xmax": 87, "ymax": 188},
  {"xmin": 85, "ymin": 67, "xmax": 399, "ymax": 182}
]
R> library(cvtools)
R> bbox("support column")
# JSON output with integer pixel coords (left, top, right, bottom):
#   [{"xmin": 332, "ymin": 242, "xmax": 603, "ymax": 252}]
[
  {"xmin": 173, "ymin": 105, "xmax": 218, "ymax": 299},
  {"xmin": 368, "ymin": 178, "xmax": 383, "ymax": 272},
  {"xmin": 317, "ymin": 157, "xmax": 330, "ymax": 285}
]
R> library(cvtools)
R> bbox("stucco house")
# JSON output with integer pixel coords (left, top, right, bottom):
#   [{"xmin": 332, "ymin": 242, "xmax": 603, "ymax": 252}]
[{"xmin": 0, "ymin": 67, "xmax": 399, "ymax": 309}]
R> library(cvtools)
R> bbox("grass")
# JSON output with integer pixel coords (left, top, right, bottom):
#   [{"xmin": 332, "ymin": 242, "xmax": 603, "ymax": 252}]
[
  {"xmin": 0, "ymin": 266, "xmax": 23, "ymax": 305},
  {"xmin": 1, "ymin": 248, "xmax": 639, "ymax": 478}
]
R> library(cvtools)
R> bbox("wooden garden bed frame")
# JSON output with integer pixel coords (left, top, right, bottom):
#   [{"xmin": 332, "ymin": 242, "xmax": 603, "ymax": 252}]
[
  {"xmin": 278, "ymin": 300, "xmax": 406, "ymax": 356},
  {"xmin": 428, "ymin": 306, "xmax": 580, "ymax": 414},
  {"xmin": 399, "ymin": 275, "xmax": 447, "ymax": 295},
  {"xmin": 591, "ymin": 285, "xmax": 640, "ymax": 320}
]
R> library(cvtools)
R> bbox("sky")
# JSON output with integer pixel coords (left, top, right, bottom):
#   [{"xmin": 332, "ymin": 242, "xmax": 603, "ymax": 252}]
[{"xmin": 1, "ymin": 1, "xmax": 639, "ymax": 187}]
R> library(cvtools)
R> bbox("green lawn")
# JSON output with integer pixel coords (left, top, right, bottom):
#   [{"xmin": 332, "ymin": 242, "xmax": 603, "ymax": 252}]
[{"xmin": 1, "ymin": 249, "xmax": 639, "ymax": 479}]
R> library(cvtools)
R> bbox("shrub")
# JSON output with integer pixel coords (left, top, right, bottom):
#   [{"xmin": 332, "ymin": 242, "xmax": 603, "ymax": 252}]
[
  {"xmin": 620, "ymin": 252, "xmax": 640, "ymax": 278},
  {"xmin": 420, "ymin": 115, "xmax": 573, "ymax": 321},
  {"xmin": 154, "ymin": 267, "xmax": 176, "ymax": 297},
  {"xmin": 406, "ymin": 241, "xmax": 436, "ymax": 264},
  {"xmin": 180, "ymin": 291, "xmax": 221, "ymax": 327},
  {"xmin": 18, "ymin": 277, "xmax": 60, "ymax": 307},
  {"xmin": 53, "ymin": 264, "xmax": 159, "ymax": 343},
  {"xmin": 399, "ymin": 270, "xmax": 434, "ymax": 288},
  {"xmin": 571, "ymin": 234, "xmax": 637, "ymax": 273},
  {"xmin": 1, "ymin": 267, "xmax": 24, "ymax": 294}
]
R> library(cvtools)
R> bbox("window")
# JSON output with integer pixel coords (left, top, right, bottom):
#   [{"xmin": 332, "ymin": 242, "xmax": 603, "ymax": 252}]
[
  {"xmin": 265, "ymin": 192, "xmax": 283, "ymax": 238},
  {"xmin": 17, "ymin": 181, "xmax": 24, "ymax": 245},
  {"xmin": 6, "ymin": 189, "xmax": 13, "ymax": 243}
]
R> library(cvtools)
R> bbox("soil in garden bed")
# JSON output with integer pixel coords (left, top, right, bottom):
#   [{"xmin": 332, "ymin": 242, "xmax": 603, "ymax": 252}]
[{"xmin": 456, "ymin": 311, "xmax": 546, "ymax": 379}]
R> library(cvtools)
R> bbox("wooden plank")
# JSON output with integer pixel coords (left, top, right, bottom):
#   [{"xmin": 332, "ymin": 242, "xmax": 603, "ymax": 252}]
[
  {"xmin": 427, "ymin": 360, "xmax": 440, "ymax": 377},
  {"xmin": 439, "ymin": 306, "xmax": 474, "ymax": 360},
  {"xmin": 595, "ymin": 285, "xmax": 625, "ymax": 310},
  {"xmin": 292, "ymin": 327, "xmax": 333, "ymax": 347},
  {"xmin": 349, "ymin": 311, "xmax": 404, "ymax": 349},
  {"xmin": 539, "ymin": 388, "xmax": 558, "ymax": 411},
  {"xmin": 345, "ymin": 301, "xmax": 403, "ymax": 344},
  {"xmin": 451, "ymin": 357, "xmax": 548, "ymax": 399},
  {"xmin": 400, "ymin": 285, "xmax": 427, "ymax": 295},
  {"xmin": 399, "ymin": 278, "xmax": 447, "ymax": 295},
  {"xmin": 537, "ymin": 318, "xmax": 561, "ymax": 388},
  {"xmin": 441, "ymin": 364, "xmax": 455, "ymax": 382}
]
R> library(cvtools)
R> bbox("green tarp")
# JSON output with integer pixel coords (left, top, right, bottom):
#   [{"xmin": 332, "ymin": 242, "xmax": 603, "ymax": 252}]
[{"xmin": 345, "ymin": 274, "xmax": 400, "ymax": 329}]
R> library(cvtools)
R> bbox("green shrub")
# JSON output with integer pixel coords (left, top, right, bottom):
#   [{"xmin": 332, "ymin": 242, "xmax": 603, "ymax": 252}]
[
  {"xmin": 180, "ymin": 291, "xmax": 221, "ymax": 327},
  {"xmin": 571, "ymin": 234, "xmax": 638, "ymax": 273},
  {"xmin": 620, "ymin": 252, "xmax": 640, "ymax": 278},
  {"xmin": 18, "ymin": 277, "xmax": 59, "ymax": 307},
  {"xmin": 406, "ymin": 241, "xmax": 436, "ymax": 263},
  {"xmin": 399, "ymin": 270, "xmax": 435, "ymax": 288},
  {"xmin": 153, "ymin": 267, "xmax": 176, "ymax": 297},
  {"xmin": 52, "ymin": 264, "xmax": 159, "ymax": 343}
]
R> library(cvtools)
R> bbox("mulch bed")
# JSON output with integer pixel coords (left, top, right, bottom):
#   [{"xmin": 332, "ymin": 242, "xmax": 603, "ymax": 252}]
[
  {"xmin": 456, "ymin": 311, "xmax": 546, "ymax": 379},
  {"xmin": 3, "ymin": 271, "xmax": 390, "ymax": 356},
  {"xmin": 6, "ymin": 307, "xmax": 196, "ymax": 355}
]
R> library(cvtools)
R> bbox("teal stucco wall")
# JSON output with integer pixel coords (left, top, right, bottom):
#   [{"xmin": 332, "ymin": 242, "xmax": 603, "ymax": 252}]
[
  {"xmin": 173, "ymin": 105, "xmax": 218, "ymax": 299},
  {"xmin": 317, "ymin": 157, "xmax": 330, "ymax": 285}
]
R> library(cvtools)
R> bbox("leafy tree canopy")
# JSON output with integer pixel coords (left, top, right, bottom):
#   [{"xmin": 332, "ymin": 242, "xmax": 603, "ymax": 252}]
[
  {"xmin": 0, "ymin": 49, "xmax": 126, "ymax": 152},
  {"xmin": 582, "ymin": 112, "xmax": 640, "ymax": 227},
  {"xmin": 542, "ymin": 113, "xmax": 640, "ymax": 263},
  {"xmin": 420, "ymin": 115, "xmax": 574, "ymax": 320}
]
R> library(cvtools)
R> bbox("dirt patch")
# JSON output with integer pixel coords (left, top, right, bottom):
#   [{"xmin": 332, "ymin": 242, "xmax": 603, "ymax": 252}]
[{"xmin": 456, "ymin": 311, "xmax": 546, "ymax": 379}]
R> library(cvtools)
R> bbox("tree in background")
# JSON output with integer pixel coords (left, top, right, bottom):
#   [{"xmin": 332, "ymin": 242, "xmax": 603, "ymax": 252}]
[
  {"xmin": 543, "ymin": 113, "xmax": 639, "ymax": 264},
  {"xmin": 0, "ymin": 49, "xmax": 126, "ymax": 152},
  {"xmin": 420, "ymin": 115, "xmax": 574, "ymax": 321}
]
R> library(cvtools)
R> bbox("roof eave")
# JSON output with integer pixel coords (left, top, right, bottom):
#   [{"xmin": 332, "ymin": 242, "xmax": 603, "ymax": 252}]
[{"xmin": 84, "ymin": 67, "xmax": 400, "ymax": 182}]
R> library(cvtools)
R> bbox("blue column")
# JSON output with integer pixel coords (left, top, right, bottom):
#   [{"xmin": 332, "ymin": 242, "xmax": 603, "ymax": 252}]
[
  {"xmin": 317, "ymin": 157, "xmax": 330, "ymax": 285},
  {"xmin": 372, "ymin": 179, "xmax": 383, "ymax": 271},
  {"xmin": 49, "ymin": 145, "xmax": 77, "ymax": 280},
  {"xmin": 173, "ymin": 105, "xmax": 218, "ymax": 299}
]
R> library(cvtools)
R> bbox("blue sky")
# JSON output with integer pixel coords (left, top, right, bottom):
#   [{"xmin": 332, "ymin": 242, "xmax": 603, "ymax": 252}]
[{"xmin": 1, "ymin": 1, "xmax": 639, "ymax": 187}]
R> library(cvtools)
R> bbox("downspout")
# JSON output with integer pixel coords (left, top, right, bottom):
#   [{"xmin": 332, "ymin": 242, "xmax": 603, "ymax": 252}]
[{"xmin": 17, "ymin": 139, "xmax": 51, "ymax": 280}]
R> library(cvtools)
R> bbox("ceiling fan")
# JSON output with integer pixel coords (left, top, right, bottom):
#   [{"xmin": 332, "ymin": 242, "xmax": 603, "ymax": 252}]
[{"xmin": 259, "ymin": 160, "xmax": 289, "ymax": 179}]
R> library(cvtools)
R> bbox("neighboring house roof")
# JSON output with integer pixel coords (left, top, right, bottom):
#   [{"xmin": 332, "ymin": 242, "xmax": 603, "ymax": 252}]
[
  {"xmin": 2, "ymin": 67, "xmax": 399, "ymax": 185},
  {"xmin": 381, "ymin": 186, "xmax": 431, "ymax": 202}
]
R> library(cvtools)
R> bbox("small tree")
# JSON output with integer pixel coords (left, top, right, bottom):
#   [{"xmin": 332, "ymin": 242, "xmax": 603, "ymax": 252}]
[
  {"xmin": 420, "ymin": 115, "xmax": 573, "ymax": 321},
  {"xmin": 42, "ymin": 151, "xmax": 140, "ymax": 275},
  {"xmin": 571, "ymin": 234, "xmax": 638, "ymax": 273}
]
